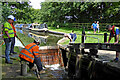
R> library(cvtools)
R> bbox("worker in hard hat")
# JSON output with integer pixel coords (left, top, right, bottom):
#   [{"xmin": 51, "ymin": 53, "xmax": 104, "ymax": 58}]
[
  {"xmin": 2, "ymin": 15, "xmax": 16, "ymax": 64},
  {"xmin": 8, "ymin": 15, "xmax": 18, "ymax": 55},
  {"xmin": 19, "ymin": 39, "xmax": 45, "ymax": 74}
]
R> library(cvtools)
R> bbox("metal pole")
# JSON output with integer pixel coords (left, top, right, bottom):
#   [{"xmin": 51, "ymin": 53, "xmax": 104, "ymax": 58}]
[
  {"xmin": 82, "ymin": 27, "xmax": 85, "ymax": 43},
  {"xmin": 104, "ymin": 33, "xmax": 107, "ymax": 43},
  {"xmin": 81, "ymin": 27, "xmax": 85, "ymax": 54}
]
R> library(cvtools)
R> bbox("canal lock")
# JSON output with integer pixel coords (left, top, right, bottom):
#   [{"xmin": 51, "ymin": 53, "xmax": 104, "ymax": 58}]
[
  {"xmin": 15, "ymin": 27, "xmax": 120, "ymax": 80},
  {"xmin": 16, "ymin": 28, "xmax": 69, "ymax": 79}
]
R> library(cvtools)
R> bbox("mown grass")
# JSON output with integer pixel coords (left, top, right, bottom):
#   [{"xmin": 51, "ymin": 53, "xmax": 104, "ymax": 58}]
[
  {"xmin": 48, "ymin": 26, "xmax": 115, "ymax": 45},
  {"xmin": 48, "ymin": 26, "xmax": 107, "ymax": 34}
]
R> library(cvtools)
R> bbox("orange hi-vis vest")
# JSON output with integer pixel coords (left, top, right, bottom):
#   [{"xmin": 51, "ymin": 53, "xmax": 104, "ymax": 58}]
[
  {"xmin": 10, "ymin": 24, "xmax": 16, "ymax": 36},
  {"xmin": 19, "ymin": 43, "xmax": 40, "ymax": 63}
]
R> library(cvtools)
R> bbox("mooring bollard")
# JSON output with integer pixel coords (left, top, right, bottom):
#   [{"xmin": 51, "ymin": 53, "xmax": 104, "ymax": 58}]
[
  {"xmin": 21, "ymin": 61, "xmax": 27, "ymax": 76},
  {"xmin": 104, "ymin": 33, "xmax": 107, "ymax": 43}
]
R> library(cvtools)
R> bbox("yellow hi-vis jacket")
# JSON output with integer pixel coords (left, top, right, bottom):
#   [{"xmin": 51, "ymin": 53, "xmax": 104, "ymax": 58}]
[{"xmin": 2, "ymin": 22, "xmax": 14, "ymax": 38}]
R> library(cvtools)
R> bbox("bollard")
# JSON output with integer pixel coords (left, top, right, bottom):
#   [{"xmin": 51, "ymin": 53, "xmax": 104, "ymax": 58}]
[
  {"xmin": 81, "ymin": 27, "xmax": 85, "ymax": 54},
  {"xmin": 82, "ymin": 31, "xmax": 85, "ymax": 43},
  {"xmin": 21, "ymin": 61, "xmax": 27, "ymax": 76},
  {"xmin": 104, "ymin": 33, "xmax": 107, "ymax": 43}
]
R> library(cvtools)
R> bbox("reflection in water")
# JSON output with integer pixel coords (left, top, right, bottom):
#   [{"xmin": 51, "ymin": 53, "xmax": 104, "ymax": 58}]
[
  {"xmin": 28, "ymin": 33, "xmax": 32, "ymax": 37},
  {"xmin": 20, "ymin": 30, "xmax": 23, "ymax": 34},
  {"xmin": 28, "ymin": 33, "xmax": 47, "ymax": 44}
]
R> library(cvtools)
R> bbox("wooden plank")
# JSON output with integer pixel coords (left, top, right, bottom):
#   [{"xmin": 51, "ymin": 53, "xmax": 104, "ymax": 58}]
[
  {"xmin": 100, "ymin": 43, "xmax": 120, "ymax": 51},
  {"xmin": 80, "ymin": 43, "xmax": 120, "ymax": 51}
]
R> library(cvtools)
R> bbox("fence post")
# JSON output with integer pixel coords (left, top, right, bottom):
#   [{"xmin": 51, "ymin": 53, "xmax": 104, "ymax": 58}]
[
  {"xmin": 82, "ymin": 27, "xmax": 85, "ymax": 43},
  {"xmin": 81, "ymin": 27, "xmax": 85, "ymax": 54},
  {"xmin": 104, "ymin": 33, "xmax": 107, "ymax": 43}
]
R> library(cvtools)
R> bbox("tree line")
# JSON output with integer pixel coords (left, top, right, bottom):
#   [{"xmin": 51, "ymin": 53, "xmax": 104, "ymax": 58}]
[{"xmin": 1, "ymin": 1, "xmax": 120, "ymax": 27}]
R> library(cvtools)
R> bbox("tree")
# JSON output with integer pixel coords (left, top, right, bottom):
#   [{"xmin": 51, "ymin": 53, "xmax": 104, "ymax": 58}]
[{"xmin": 40, "ymin": 2, "xmax": 120, "ymax": 27}]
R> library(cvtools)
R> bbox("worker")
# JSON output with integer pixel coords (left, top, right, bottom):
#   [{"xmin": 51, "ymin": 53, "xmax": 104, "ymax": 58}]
[
  {"xmin": 2, "ymin": 15, "xmax": 15, "ymax": 64},
  {"xmin": 9, "ymin": 15, "xmax": 18, "ymax": 55},
  {"xmin": 64, "ymin": 30, "xmax": 77, "ymax": 42},
  {"xmin": 19, "ymin": 39, "xmax": 45, "ymax": 74},
  {"xmin": 70, "ymin": 30, "xmax": 77, "ymax": 42},
  {"xmin": 106, "ymin": 25, "xmax": 120, "ymax": 62}
]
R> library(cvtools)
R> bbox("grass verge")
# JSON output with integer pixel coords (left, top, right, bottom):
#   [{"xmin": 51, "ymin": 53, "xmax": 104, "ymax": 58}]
[
  {"xmin": 16, "ymin": 32, "xmax": 34, "ymax": 46},
  {"xmin": 48, "ymin": 26, "xmax": 115, "ymax": 45}
]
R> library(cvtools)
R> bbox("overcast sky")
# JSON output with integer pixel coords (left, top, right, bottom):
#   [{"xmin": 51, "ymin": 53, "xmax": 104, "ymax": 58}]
[{"xmin": 29, "ymin": 0, "xmax": 45, "ymax": 9}]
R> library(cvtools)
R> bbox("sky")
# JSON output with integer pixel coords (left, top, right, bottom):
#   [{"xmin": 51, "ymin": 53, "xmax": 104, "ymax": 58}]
[{"xmin": 29, "ymin": 0, "xmax": 45, "ymax": 9}]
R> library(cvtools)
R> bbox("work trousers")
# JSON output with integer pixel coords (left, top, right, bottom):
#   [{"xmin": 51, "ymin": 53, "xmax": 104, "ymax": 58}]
[
  {"xmin": 72, "ymin": 36, "xmax": 77, "ymax": 42},
  {"xmin": 4, "ymin": 38, "xmax": 12, "ymax": 62},
  {"xmin": 10, "ymin": 37, "xmax": 15, "ymax": 53}
]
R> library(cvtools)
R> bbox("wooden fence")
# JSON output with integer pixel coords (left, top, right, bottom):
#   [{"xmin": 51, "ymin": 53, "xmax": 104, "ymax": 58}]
[{"xmin": 72, "ymin": 23, "xmax": 120, "ymax": 31}]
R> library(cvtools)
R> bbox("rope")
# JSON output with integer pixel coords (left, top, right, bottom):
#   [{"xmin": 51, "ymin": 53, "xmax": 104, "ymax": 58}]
[{"xmin": 0, "ymin": 41, "xmax": 4, "ymax": 47}]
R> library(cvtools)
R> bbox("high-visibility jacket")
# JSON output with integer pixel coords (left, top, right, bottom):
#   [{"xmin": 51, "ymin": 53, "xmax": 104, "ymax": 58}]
[
  {"xmin": 19, "ymin": 43, "xmax": 40, "ymax": 63},
  {"xmin": 10, "ymin": 23, "xmax": 16, "ymax": 36},
  {"xmin": 2, "ymin": 22, "xmax": 14, "ymax": 38}
]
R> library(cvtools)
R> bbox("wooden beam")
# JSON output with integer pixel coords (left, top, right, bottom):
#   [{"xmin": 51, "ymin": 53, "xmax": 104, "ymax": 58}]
[{"xmin": 81, "ymin": 43, "xmax": 120, "ymax": 52}]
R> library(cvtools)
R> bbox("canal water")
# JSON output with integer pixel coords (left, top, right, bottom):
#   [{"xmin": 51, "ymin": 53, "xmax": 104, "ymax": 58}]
[
  {"xmin": 16, "ymin": 28, "xmax": 69, "ymax": 80},
  {"xmin": 16, "ymin": 28, "xmax": 63, "ymax": 46}
]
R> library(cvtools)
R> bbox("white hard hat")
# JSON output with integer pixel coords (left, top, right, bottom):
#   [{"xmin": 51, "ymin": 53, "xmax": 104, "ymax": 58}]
[{"xmin": 8, "ymin": 15, "xmax": 16, "ymax": 21}]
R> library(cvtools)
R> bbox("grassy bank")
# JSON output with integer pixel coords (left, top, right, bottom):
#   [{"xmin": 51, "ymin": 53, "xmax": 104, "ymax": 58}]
[
  {"xmin": 48, "ymin": 26, "xmax": 115, "ymax": 44},
  {"xmin": 16, "ymin": 32, "xmax": 34, "ymax": 46}
]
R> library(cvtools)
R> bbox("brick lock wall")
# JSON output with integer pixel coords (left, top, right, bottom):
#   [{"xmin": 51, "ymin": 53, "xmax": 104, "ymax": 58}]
[{"xmin": 38, "ymin": 49, "xmax": 63, "ymax": 66}]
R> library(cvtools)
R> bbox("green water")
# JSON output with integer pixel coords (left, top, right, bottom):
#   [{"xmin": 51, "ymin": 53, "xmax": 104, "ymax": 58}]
[{"xmin": 16, "ymin": 29, "xmax": 63, "ymax": 46}]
